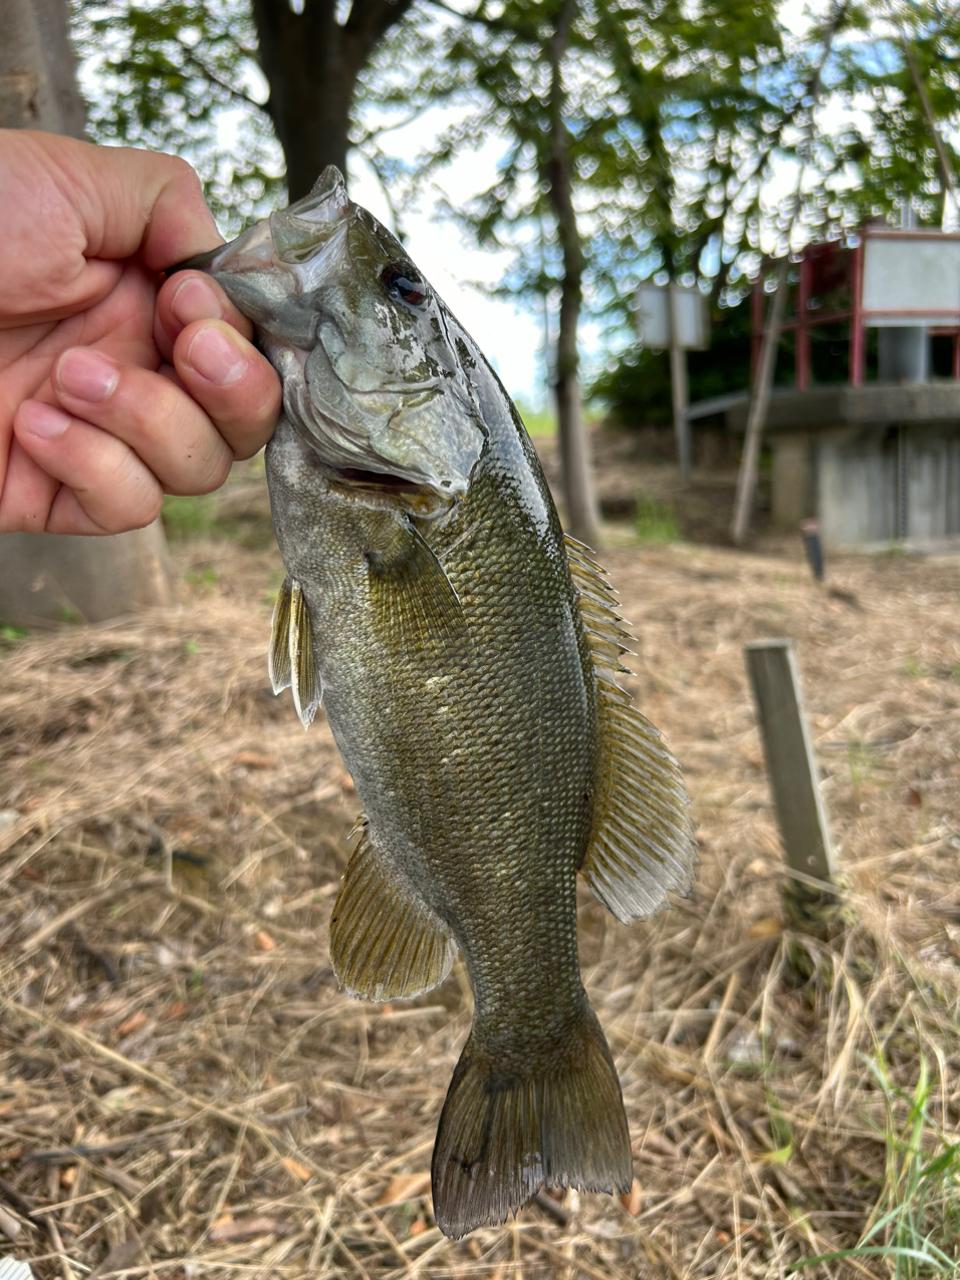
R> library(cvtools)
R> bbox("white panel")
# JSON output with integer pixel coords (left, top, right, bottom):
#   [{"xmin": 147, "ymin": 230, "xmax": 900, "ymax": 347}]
[
  {"xmin": 634, "ymin": 284, "xmax": 709, "ymax": 349},
  {"xmin": 863, "ymin": 236, "xmax": 960, "ymax": 326}
]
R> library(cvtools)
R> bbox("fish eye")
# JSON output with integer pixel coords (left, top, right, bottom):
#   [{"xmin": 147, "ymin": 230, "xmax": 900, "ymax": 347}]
[{"xmin": 381, "ymin": 263, "xmax": 427, "ymax": 307}]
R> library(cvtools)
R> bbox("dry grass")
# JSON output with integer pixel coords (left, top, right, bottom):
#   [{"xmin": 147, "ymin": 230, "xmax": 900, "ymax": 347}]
[{"xmin": 2, "ymin": 449, "xmax": 959, "ymax": 1280}]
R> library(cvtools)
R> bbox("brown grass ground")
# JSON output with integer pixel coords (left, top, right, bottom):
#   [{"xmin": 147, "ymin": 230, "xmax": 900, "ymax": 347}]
[{"xmin": 1, "ymin": 439, "xmax": 959, "ymax": 1279}]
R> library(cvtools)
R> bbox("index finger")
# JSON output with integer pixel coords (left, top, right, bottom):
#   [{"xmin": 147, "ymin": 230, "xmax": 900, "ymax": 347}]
[
  {"xmin": 39, "ymin": 133, "xmax": 222, "ymax": 268},
  {"xmin": 2, "ymin": 133, "xmax": 225, "ymax": 324}
]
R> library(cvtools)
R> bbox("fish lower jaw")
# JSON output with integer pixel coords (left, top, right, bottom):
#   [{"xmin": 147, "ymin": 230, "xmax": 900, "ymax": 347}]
[{"xmin": 321, "ymin": 463, "xmax": 460, "ymax": 518}]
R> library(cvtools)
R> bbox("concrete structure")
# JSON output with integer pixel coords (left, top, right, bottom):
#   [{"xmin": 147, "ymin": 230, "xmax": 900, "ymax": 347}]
[
  {"xmin": 686, "ymin": 227, "xmax": 960, "ymax": 547},
  {"xmin": 689, "ymin": 384, "xmax": 960, "ymax": 545}
]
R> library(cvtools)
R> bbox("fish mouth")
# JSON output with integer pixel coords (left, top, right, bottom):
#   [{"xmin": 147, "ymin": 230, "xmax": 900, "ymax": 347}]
[{"xmin": 171, "ymin": 167, "xmax": 351, "ymax": 278}]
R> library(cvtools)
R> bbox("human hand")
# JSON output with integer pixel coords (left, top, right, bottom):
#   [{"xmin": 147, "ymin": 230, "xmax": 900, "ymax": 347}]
[{"xmin": 0, "ymin": 130, "xmax": 281, "ymax": 535}]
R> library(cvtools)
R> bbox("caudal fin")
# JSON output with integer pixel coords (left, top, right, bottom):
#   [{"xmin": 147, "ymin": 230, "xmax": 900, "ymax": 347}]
[{"xmin": 431, "ymin": 1006, "xmax": 632, "ymax": 1239}]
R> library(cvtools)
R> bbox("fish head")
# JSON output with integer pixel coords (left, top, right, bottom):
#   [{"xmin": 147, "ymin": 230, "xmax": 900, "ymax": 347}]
[{"xmin": 181, "ymin": 168, "xmax": 487, "ymax": 506}]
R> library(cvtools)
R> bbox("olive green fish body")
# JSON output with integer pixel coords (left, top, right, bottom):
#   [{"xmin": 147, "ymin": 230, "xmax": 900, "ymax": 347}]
[
  {"xmin": 268, "ymin": 374, "xmax": 592, "ymax": 1002},
  {"xmin": 184, "ymin": 169, "xmax": 697, "ymax": 1237}
]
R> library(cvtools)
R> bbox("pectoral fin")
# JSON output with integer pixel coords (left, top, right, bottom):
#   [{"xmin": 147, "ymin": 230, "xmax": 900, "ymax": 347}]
[
  {"xmin": 366, "ymin": 520, "xmax": 469, "ymax": 659},
  {"xmin": 268, "ymin": 577, "xmax": 322, "ymax": 729},
  {"xmin": 565, "ymin": 535, "xmax": 697, "ymax": 922},
  {"xmin": 268, "ymin": 578, "xmax": 293, "ymax": 694},
  {"xmin": 330, "ymin": 820, "xmax": 457, "ymax": 1001}
]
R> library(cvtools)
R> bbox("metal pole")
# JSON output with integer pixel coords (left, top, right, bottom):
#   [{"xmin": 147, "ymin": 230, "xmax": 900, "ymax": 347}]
[
  {"xmin": 797, "ymin": 252, "xmax": 811, "ymax": 391},
  {"xmin": 668, "ymin": 282, "xmax": 691, "ymax": 483},
  {"xmin": 850, "ymin": 239, "xmax": 865, "ymax": 386}
]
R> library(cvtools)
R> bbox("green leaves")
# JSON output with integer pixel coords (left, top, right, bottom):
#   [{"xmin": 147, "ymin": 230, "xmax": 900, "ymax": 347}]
[{"xmin": 73, "ymin": 0, "xmax": 285, "ymax": 231}]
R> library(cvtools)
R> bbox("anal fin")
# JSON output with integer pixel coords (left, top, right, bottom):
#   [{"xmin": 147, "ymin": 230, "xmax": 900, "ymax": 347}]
[
  {"xmin": 330, "ymin": 821, "xmax": 457, "ymax": 1001},
  {"xmin": 565, "ymin": 534, "xmax": 697, "ymax": 923}
]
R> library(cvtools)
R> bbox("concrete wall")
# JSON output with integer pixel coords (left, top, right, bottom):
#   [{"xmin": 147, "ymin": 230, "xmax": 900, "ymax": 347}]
[
  {"xmin": 770, "ymin": 436, "xmax": 814, "ymax": 529},
  {"xmin": 905, "ymin": 430, "xmax": 960, "ymax": 537},
  {"xmin": 816, "ymin": 429, "xmax": 900, "ymax": 544},
  {"xmin": 771, "ymin": 424, "xmax": 960, "ymax": 545}
]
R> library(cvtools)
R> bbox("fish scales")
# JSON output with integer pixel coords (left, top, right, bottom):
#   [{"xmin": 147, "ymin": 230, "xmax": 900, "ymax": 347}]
[{"xmin": 180, "ymin": 168, "xmax": 697, "ymax": 1238}]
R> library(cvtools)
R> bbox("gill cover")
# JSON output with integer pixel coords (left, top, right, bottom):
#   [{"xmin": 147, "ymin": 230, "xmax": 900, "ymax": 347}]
[{"xmin": 182, "ymin": 168, "xmax": 487, "ymax": 499}]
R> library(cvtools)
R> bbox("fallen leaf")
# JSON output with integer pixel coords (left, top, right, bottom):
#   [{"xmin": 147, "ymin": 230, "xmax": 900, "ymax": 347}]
[
  {"xmin": 117, "ymin": 1010, "xmax": 148, "ymax": 1036},
  {"xmin": 906, "ymin": 785, "xmax": 922, "ymax": 807},
  {"xmin": 210, "ymin": 1215, "xmax": 278, "ymax": 1243},
  {"xmin": 619, "ymin": 1178, "xmax": 643, "ymax": 1216},
  {"xmin": 281, "ymin": 1157, "xmax": 312, "ymax": 1183},
  {"xmin": 99, "ymin": 1085, "xmax": 145, "ymax": 1113},
  {"xmin": 255, "ymin": 930, "xmax": 276, "ymax": 952},
  {"xmin": 747, "ymin": 918, "xmax": 781, "ymax": 939},
  {"xmin": 233, "ymin": 751, "xmax": 277, "ymax": 769},
  {"xmin": 409, "ymin": 1218, "xmax": 428, "ymax": 1236},
  {"xmin": 166, "ymin": 1000, "xmax": 186, "ymax": 1020},
  {"xmin": 376, "ymin": 1171, "xmax": 432, "ymax": 1206}
]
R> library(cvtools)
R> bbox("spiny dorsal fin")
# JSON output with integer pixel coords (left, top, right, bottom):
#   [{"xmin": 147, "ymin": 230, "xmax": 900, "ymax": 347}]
[
  {"xmin": 330, "ymin": 820, "xmax": 458, "ymax": 1002},
  {"xmin": 564, "ymin": 534, "xmax": 697, "ymax": 922},
  {"xmin": 268, "ymin": 577, "xmax": 321, "ymax": 728}
]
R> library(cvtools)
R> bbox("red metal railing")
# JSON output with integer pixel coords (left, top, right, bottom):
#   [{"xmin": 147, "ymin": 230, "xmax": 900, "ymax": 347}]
[{"xmin": 751, "ymin": 232, "xmax": 960, "ymax": 388}]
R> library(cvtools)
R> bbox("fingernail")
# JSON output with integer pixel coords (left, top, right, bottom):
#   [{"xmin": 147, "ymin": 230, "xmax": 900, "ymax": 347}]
[
  {"xmin": 19, "ymin": 401, "xmax": 71, "ymax": 439},
  {"xmin": 56, "ymin": 349, "xmax": 119, "ymax": 402},
  {"xmin": 186, "ymin": 324, "xmax": 246, "ymax": 386},
  {"xmin": 171, "ymin": 275, "xmax": 224, "ymax": 327}
]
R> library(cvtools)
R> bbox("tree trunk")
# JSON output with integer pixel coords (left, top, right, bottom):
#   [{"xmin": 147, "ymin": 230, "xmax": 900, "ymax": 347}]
[
  {"xmin": 0, "ymin": 0, "xmax": 172, "ymax": 628},
  {"xmin": 545, "ymin": 0, "xmax": 601, "ymax": 549},
  {"xmin": 252, "ymin": 0, "xmax": 415, "ymax": 198}
]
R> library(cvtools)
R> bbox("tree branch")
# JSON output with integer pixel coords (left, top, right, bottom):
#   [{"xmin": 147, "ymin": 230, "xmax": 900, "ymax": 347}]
[{"xmin": 177, "ymin": 42, "xmax": 268, "ymax": 115}]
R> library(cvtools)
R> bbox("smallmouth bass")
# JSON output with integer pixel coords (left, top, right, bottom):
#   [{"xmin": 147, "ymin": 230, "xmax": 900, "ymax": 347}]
[{"xmin": 183, "ymin": 170, "xmax": 696, "ymax": 1238}]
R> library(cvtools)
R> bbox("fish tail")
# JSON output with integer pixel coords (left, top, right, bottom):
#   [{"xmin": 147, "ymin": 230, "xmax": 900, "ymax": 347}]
[{"xmin": 431, "ymin": 1004, "xmax": 632, "ymax": 1239}]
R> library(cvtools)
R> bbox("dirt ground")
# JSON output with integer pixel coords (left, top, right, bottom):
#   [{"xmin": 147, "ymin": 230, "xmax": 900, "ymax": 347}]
[{"xmin": 1, "ymin": 430, "xmax": 959, "ymax": 1280}]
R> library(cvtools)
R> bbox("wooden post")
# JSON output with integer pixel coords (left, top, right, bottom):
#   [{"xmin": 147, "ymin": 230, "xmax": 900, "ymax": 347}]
[
  {"xmin": 744, "ymin": 639, "xmax": 839, "ymax": 932},
  {"xmin": 668, "ymin": 282, "xmax": 691, "ymax": 483},
  {"xmin": 732, "ymin": 258, "xmax": 788, "ymax": 545}
]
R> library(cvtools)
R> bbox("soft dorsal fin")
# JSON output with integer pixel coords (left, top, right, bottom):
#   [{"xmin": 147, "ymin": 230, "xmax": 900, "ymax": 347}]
[
  {"xmin": 330, "ymin": 820, "xmax": 458, "ymax": 1001},
  {"xmin": 565, "ymin": 535, "xmax": 697, "ymax": 922},
  {"xmin": 268, "ymin": 577, "xmax": 322, "ymax": 729}
]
